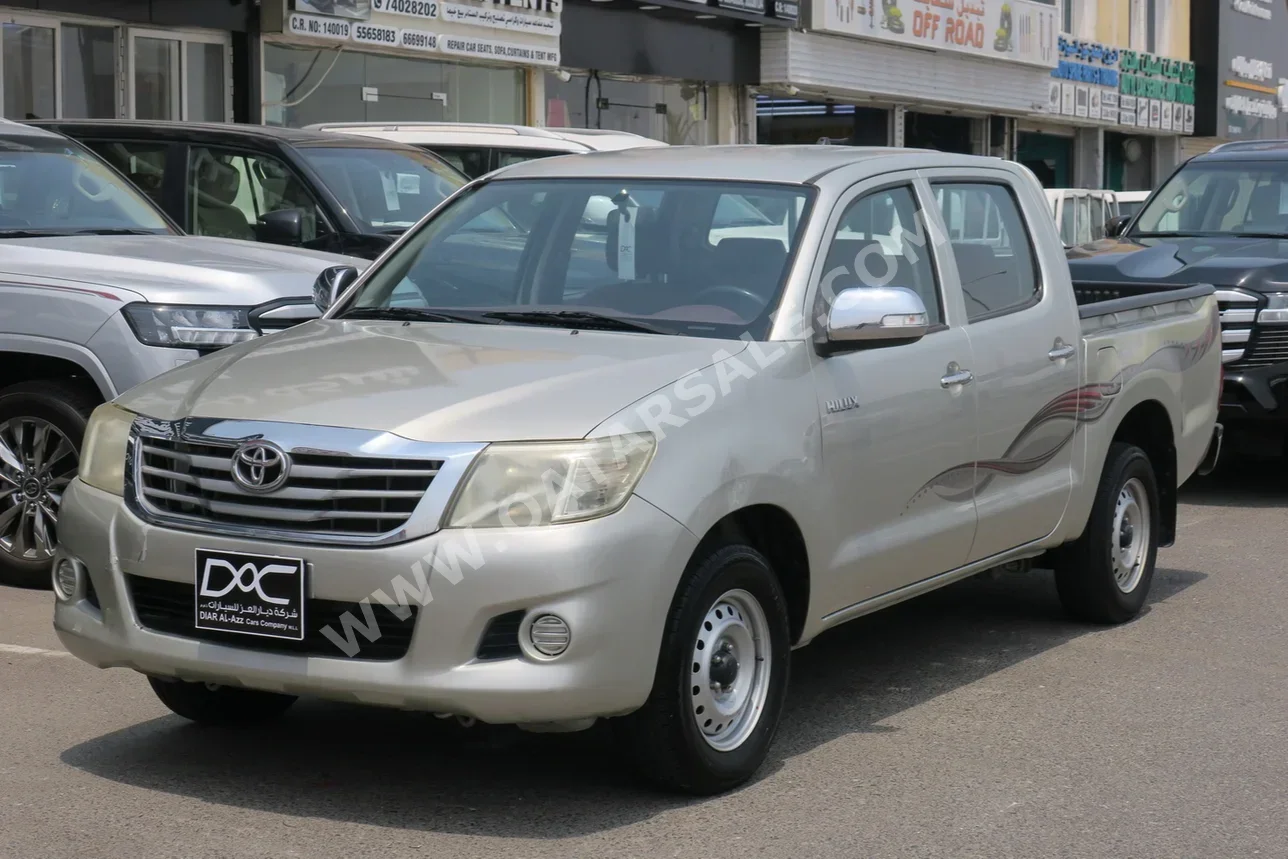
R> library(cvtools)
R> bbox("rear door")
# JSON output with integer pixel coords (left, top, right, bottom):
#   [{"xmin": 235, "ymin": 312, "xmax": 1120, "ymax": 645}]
[{"xmin": 924, "ymin": 173, "xmax": 1078, "ymax": 563}]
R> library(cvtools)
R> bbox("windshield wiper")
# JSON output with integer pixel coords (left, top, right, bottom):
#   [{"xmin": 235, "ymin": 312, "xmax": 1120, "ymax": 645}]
[
  {"xmin": 1229, "ymin": 232, "xmax": 1288, "ymax": 240},
  {"xmin": 0, "ymin": 227, "xmax": 161, "ymax": 238},
  {"xmin": 337, "ymin": 306, "xmax": 494, "ymax": 324},
  {"xmin": 1129, "ymin": 232, "xmax": 1206, "ymax": 238},
  {"xmin": 482, "ymin": 309, "xmax": 671, "ymax": 334}
]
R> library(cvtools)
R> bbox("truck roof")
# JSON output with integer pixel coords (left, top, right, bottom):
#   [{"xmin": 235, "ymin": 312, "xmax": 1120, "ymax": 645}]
[{"xmin": 485, "ymin": 144, "xmax": 1006, "ymax": 184}]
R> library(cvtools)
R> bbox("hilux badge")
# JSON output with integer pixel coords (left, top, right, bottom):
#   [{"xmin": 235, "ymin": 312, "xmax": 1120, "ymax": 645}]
[{"xmin": 825, "ymin": 396, "xmax": 860, "ymax": 414}]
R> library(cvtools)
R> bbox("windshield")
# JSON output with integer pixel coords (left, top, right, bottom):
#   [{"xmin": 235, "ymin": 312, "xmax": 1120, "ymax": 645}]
[
  {"xmin": 1133, "ymin": 160, "xmax": 1288, "ymax": 237},
  {"xmin": 0, "ymin": 136, "xmax": 172, "ymax": 235},
  {"xmin": 339, "ymin": 178, "xmax": 814, "ymax": 340},
  {"xmin": 295, "ymin": 146, "xmax": 466, "ymax": 233}
]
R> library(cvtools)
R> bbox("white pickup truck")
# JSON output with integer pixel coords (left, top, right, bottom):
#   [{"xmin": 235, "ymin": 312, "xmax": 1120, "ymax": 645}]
[{"xmin": 52, "ymin": 147, "xmax": 1221, "ymax": 795}]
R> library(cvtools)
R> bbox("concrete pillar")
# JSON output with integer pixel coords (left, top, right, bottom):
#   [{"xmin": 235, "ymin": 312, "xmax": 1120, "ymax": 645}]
[
  {"xmin": 1073, "ymin": 126, "xmax": 1104, "ymax": 188},
  {"xmin": 527, "ymin": 68, "xmax": 546, "ymax": 127},
  {"xmin": 891, "ymin": 105, "xmax": 906, "ymax": 147}
]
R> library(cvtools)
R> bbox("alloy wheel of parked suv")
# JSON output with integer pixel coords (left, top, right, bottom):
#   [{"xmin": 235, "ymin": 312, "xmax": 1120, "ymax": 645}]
[{"xmin": 0, "ymin": 380, "xmax": 98, "ymax": 588}]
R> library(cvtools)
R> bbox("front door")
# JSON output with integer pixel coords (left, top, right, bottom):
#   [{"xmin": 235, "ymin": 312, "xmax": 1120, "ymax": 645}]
[
  {"xmin": 811, "ymin": 178, "xmax": 979, "ymax": 613},
  {"xmin": 927, "ymin": 177, "xmax": 1079, "ymax": 563}
]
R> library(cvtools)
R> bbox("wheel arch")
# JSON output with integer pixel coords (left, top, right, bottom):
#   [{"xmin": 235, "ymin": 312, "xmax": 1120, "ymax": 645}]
[
  {"xmin": 689, "ymin": 504, "xmax": 811, "ymax": 646},
  {"xmin": 0, "ymin": 339, "xmax": 115, "ymax": 402},
  {"xmin": 1108, "ymin": 399, "xmax": 1176, "ymax": 546}
]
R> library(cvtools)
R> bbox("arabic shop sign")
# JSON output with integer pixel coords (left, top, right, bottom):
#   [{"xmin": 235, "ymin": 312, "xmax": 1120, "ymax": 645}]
[
  {"xmin": 1051, "ymin": 36, "xmax": 1119, "ymax": 86},
  {"xmin": 1119, "ymin": 51, "xmax": 1195, "ymax": 105},
  {"xmin": 817, "ymin": 0, "xmax": 1059, "ymax": 68}
]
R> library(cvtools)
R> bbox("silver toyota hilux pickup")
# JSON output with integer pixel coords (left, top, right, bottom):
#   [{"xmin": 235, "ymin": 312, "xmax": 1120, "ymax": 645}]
[
  {"xmin": 0, "ymin": 120, "xmax": 365, "ymax": 587},
  {"xmin": 51, "ymin": 147, "xmax": 1222, "ymax": 794}
]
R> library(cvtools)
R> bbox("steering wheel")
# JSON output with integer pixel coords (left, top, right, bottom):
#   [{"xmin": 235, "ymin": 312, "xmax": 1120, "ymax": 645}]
[{"xmin": 692, "ymin": 285, "xmax": 767, "ymax": 319}]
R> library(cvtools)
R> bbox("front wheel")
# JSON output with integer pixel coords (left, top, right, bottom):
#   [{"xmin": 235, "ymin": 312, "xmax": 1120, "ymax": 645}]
[
  {"xmin": 617, "ymin": 543, "xmax": 791, "ymax": 795},
  {"xmin": 148, "ymin": 676, "xmax": 297, "ymax": 726},
  {"xmin": 1052, "ymin": 442, "xmax": 1161, "ymax": 623}
]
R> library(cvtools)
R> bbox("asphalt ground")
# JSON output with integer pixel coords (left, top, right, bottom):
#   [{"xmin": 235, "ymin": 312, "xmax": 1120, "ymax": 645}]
[{"xmin": 2, "ymin": 460, "xmax": 1285, "ymax": 858}]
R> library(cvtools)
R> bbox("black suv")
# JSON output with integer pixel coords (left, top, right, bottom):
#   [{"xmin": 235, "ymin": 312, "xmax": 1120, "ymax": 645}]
[
  {"xmin": 28, "ymin": 120, "xmax": 466, "ymax": 260},
  {"xmin": 1068, "ymin": 139, "xmax": 1288, "ymax": 454}
]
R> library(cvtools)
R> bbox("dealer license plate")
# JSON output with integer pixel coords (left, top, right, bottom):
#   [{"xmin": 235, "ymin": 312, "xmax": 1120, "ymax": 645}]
[{"xmin": 194, "ymin": 548, "xmax": 306, "ymax": 641}]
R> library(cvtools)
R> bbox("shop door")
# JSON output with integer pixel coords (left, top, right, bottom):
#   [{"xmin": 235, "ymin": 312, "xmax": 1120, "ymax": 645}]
[
  {"xmin": 905, "ymin": 112, "xmax": 974, "ymax": 155},
  {"xmin": 1017, "ymin": 132, "xmax": 1072, "ymax": 188}
]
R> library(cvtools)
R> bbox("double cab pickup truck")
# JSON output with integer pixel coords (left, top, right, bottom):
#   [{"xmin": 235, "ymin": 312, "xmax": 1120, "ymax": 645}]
[
  {"xmin": 1069, "ymin": 139, "xmax": 1288, "ymax": 455},
  {"xmin": 51, "ymin": 147, "xmax": 1221, "ymax": 794},
  {"xmin": 0, "ymin": 120, "xmax": 365, "ymax": 588}
]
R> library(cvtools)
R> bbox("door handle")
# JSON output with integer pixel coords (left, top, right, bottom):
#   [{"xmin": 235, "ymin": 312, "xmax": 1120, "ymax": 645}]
[
  {"xmin": 940, "ymin": 365, "xmax": 974, "ymax": 388},
  {"xmin": 1048, "ymin": 343, "xmax": 1076, "ymax": 361}
]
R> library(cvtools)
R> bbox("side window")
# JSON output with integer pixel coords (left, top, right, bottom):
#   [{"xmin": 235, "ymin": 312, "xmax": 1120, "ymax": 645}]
[
  {"xmin": 1090, "ymin": 197, "xmax": 1107, "ymax": 240},
  {"xmin": 1075, "ymin": 195, "xmax": 1092, "ymax": 244},
  {"xmin": 188, "ymin": 146, "xmax": 328, "ymax": 243},
  {"xmin": 431, "ymin": 147, "xmax": 490, "ymax": 180},
  {"xmin": 932, "ymin": 182, "xmax": 1040, "ymax": 322},
  {"xmin": 90, "ymin": 141, "xmax": 168, "ymax": 207},
  {"xmin": 822, "ymin": 185, "xmax": 942, "ymax": 326}
]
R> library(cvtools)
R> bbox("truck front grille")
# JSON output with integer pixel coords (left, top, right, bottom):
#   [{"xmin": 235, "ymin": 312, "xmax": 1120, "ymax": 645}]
[
  {"xmin": 135, "ymin": 435, "xmax": 442, "ymax": 539},
  {"xmin": 126, "ymin": 574, "xmax": 417, "ymax": 661},
  {"xmin": 1236, "ymin": 328, "xmax": 1288, "ymax": 368},
  {"xmin": 1216, "ymin": 289, "xmax": 1259, "ymax": 365}
]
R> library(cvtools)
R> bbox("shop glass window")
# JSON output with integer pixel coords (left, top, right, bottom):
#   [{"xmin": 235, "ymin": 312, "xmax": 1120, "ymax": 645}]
[
  {"xmin": 933, "ymin": 183, "xmax": 1039, "ymax": 322},
  {"xmin": 263, "ymin": 43, "xmax": 525, "ymax": 128},
  {"xmin": 186, "ymin": 42, "xmax": 226, "ymax": 123},
  {"xmin": 88, "ymin": 141, "xmax": 168, "ymax": 207},
  {"xmin": 824, "ymin": 186, "xmax": 941, "ymax": 325},
  {"xmin": 544, "ymin": 73, "xmax": 711, "ymax": 145},
  {"xmin": 188, "ymin": 146, "xmax": 329, "ymax": 243},
  {"xmin": 61, "ymin": 25, "xmax": 117, "ymax": 119},
  {"xmin": 3, "ymin": 23, "xmax": 55, "ymax": 120},
  {"xmin": 133, "ymin": 36, "xmax": 180, "ymax": 120}
]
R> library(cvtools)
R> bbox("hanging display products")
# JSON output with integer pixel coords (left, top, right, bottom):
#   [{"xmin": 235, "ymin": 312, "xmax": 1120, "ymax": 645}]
[
  {"xmin": 1048, "ymin": 35, "xmax": 1193, "ymax": 134},
  {"xmin": 817, "ymin": 0, "xmax": 1058, "ymax": 68}
]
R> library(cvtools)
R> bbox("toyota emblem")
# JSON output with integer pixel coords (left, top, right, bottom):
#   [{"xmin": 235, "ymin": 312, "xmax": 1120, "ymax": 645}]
[{"xmin": 230, "ymin": 441, "xmax": 290, "ymax": 493}]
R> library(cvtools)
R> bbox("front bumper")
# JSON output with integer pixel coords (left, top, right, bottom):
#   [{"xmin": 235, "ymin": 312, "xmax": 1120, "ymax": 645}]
[
  {"xmin": 1221, "ymin": 361, "xmax": 1288, "ymax": 424},
  {"xmin": 53, "ymin": 480, "xmax": 698, "ymax": 724}
]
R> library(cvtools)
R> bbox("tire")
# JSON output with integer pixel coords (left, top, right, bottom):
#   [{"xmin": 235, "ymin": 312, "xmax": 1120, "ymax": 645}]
[
  {"xmin": 0, "ymin": 379, "xmax": 100, "ymax": 589},
  {"xmin": 148, "ymin": 676, "xmax": 297, "ymax": 726},
  {"xmin": 1052, "ymin": 442, "xmax": 1161, "ymax": 624},
  {"xmin": 617, "ymin": 543, "xmax": 791, "ymax": 795}
]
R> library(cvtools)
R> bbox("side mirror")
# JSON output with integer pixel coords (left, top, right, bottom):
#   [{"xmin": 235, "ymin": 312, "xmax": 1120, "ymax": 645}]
[
  {"xmin": 820, "ymin": 286, "xmax": 929, "ymax": 353},
  {"xmin": 313, "ymin": 265, "xmax": 359, "ymax": 313},
  {"xmin": 1104, "ymin": 214, "xmax": 1130, "ymax": 238},
  {"xmin": 258, "ymin": 208, "xmax": 304, "ymax": 245}
]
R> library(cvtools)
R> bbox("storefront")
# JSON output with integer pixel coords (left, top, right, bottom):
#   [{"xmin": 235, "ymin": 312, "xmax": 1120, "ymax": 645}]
[
  {"xmin": 760, "ymin": 0, "xmax": 1060, "ymax": 153},
  {"xmin": 0, "ymin": 1, "xmax": 246, "ymax": 122},
  {"xmin": 258, "ymin": 0, "xmax": 561, "ymax": 127},
  {"xmin": 1192, "ymin": 0, "xmax": 1288, "ymax": 148},
  {"xmin": 1031, "ymin": 35, "xmax": 1194, "ymax": 189},
  {"xmin": 546, "ymin": 0, "xmax": 795, "ymax": 144}
]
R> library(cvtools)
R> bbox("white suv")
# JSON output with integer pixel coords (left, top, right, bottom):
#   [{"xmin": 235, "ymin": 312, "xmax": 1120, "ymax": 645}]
[{"xmin": 304, "ymin": 122, "xmax": 667, "ymax": 179}]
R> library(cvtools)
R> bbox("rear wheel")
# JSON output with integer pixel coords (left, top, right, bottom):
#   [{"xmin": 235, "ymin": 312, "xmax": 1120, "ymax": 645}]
[
  {"xmin": 148, "ymin": 676, "xmax": 297, "ymax": 726},
  {"xmin": 618, "ymin": 543, "xmax": 790, "ymax": 795},
  {"xmin": 1052, "ymin": 442, "xmax": 1160, "ymax": 623},
  {"xmin": 0, "ymin": 380, "xmax": 98, "ymax": 589}
]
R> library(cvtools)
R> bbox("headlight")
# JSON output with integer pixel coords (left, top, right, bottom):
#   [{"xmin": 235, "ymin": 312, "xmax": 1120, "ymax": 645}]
[
  {"xmin": 79, "ymin": 403, "xmax": 136, "ymax": 496},
  {"xmin": 1260, "ymin": 293, "xmax": 1288, "ymax": 324},
  {"xmin": 122, "ymin": 303, "xmax": 257, "ymax": 349},
  {"xmin": 445, "ymin": 434, "xmax": 656, "ymax": 528}
]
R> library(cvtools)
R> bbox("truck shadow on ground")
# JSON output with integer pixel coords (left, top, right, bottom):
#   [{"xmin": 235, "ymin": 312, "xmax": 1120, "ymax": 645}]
[
  {"xmin": 60, "ymin": 567, "xmax": 1204, "ymax": 838},
  {"xmin": 1180, "ymin": 455, "xmax": 1288, "ymax": 509}
]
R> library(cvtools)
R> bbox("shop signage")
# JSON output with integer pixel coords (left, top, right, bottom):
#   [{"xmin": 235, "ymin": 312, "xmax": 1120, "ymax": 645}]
[
  {"xmin": 295, "ymin": 0, "xmax": 372, "ymax": 19},
  {"xmin": 1231, "ymin": 0, "xmax": 1272, "ymax": 21},
  {"xmin": 352, "ymin": 22, "xmax": 401, "ymax": 44},
  {"xmin": 289, "ymin": 12, "xmax": 353, "ymax": 39},
  {"xmin": 770, "ymin": 0, "xmax": 800, "ymax": 22},
  {"xmin": 398, "ymin": 27, "xmax": 439, "ymax": 50},
  {"xmin": 1046, "ymin": 35, "xmax": 1192, "ymax": 133},
  {"xmin": 718, "ymin": 0, "xmax": 768, "ymax": 14},
  {"xmin": 372, "ymin": 0, "xmax": 439, "ymax": 19},
  {"xmin": 442, "ymin": 1, "xmax": 561, "ymax": 36},
  {"xmin": 815, "ymin": 0, "xmax": 1058, "ymax": 68},
  {"xmin": 439, "ymin": 33, "xmax": 559, "ymax": 66}
]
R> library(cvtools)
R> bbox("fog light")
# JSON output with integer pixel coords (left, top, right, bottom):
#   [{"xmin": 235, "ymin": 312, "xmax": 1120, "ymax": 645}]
[
  {"xmin": 528, "ymin": 614, "xmax": 571, "ymax": 657},
  {"xmin": 53, "ymin": 558, "xmax": 81, "ymax": 601}
]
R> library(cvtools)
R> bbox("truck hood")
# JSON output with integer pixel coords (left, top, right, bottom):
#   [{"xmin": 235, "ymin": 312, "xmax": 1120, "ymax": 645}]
[
  {"xmin": 0, "ymin": 235, "xmax": 367, "ymax": 305},
  {"xmin": 118, "ymin": 320, "xmax": 748, "ymax": 442},
  {"xmin": 1067, "ymin": 235, "xmax": 1288, "ymax": 293}
]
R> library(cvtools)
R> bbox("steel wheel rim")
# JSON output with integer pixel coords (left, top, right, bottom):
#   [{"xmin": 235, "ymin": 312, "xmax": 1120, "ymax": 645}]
[
  {"xmin": 689, "ymin": 588, "xmax": 772, "ymax": 752},
  {"xmin": 1112, "ymin": 477, "xmax": 1150, "ymax": 593},
  {"xmin": 0, "ymin": 417, "xmax": 77, "ymax": 562}
]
